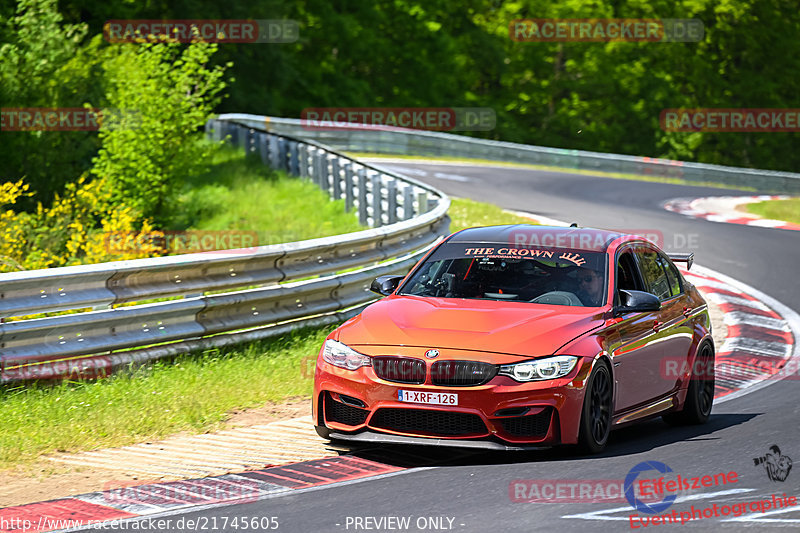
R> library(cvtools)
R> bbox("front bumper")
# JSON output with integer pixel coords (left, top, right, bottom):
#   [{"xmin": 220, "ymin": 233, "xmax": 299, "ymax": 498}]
[
  {"xmin": 327, "ymin": 429, "xmax": 552, "ymax": 451},
  {"xmin": 312, "ymin": 349, "xmax": 595, "ymax": 446}
]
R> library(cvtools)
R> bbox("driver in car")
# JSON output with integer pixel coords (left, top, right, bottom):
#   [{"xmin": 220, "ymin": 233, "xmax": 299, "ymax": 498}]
[{"xmin": 576, "ymin": 268, "xmax": 604, "ymax": 306}]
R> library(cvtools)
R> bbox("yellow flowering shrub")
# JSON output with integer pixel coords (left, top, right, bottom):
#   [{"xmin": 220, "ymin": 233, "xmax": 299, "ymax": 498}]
[
  {"xmin": 0, "ymin": 180, "xmax": 31, "ymax": 272},
  {"xmin": 0, "ymin": 176, "xmax": 165, "ymax": 273}
]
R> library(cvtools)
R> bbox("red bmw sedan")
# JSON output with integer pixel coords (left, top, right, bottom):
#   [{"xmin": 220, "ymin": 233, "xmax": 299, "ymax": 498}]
[{"xmin": 313, "ymin": 225, "xmax": 714, "ymax": 453}]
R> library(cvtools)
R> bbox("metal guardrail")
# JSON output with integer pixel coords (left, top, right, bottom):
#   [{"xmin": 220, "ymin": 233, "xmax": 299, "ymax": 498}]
[
  {"xmin": 0, "ymin": 119, "xmax": 450, "ymax": 382},
  {"xmin": 226, "ymin": 114, "xmax": 800, "ymax": 194}
]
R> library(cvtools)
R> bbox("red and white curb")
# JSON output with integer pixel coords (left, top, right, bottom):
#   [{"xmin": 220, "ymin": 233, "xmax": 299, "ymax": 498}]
[
  {"xmin": 664, "ymin": 195, "xmax": 800, "ymax": 231},
  {"xmin": 0, "ymin": 456, "xmax": 407, "ymax": 532},
  {"xmin": 682, "ymin": 265, "xmax": 797, "ymax": 402}
]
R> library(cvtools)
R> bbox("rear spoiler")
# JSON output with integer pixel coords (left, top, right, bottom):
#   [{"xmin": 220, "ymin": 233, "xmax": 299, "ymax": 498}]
[{"xmin": 668, "ymin": 252, "xmax": 694, "ymax": 270}]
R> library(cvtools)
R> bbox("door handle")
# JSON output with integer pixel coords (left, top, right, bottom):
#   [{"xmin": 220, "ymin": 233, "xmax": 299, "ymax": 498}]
[
  {"xmin": 683, "ymin": 306, "xmax": 693, "ymax": 317},
  {"xmin": 653, "ymin": 320, "xmax": 664, "ymax": 331}
]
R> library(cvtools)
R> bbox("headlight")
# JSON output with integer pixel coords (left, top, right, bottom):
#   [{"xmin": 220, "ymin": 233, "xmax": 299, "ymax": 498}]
[
  {"xmin": 322, "ymin": 340, "xmax": 372, "ymax": 370},
  {"xmin": 498, "ymin": 356, "xmax": 578, "ymax": 382}
]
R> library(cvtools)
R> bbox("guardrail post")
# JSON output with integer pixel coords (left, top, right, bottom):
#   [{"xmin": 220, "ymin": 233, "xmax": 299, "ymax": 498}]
[
  {"xmin": 371, "ymin": 172, "xmax": 383, "ymax": 227},
  {"xmin": 289, "ymin": 141, "xmax": 300, "ymax": 175},
  {"xmin": 270, "ymin": 135, "xmax": 281, "ymax": 169},
  {"xmin": 229, "ymin": 124, "xmax": 238, "ymax": 147},
  {"xmin": 308, "ymin": 147, "xmax": 317, "ymax": 183},
  {"xmin": 258, "ymin": 133, "xmax": 269, "ymax": 166},
  {"xmin": 277, "ymin": 137, "xmax": 289, "ymax": 172},
  {"xmin": 331, "ymin": 157, "xmax": 342, "ymax": 200},
  {"xmin": 417, "ymin": 191, "xmax": 429, "ymax": 214},
  {"xmin": 315, "ymin": 151, "xmax": 327, "ymax": 190},
  {"xmin": 402, "ymin": 185, "xmax": 414, "ymax": 220},
  {"xmin": 357, "ymin": 168, "xmax": 368, "ymax": 225},
  {"xmin": 387, "ymin": 179, "xmax": 398, "ymax": 224},
  {"xmin": 268, "ymin": 135, "xmax": 279, "ymax": 169},
  {"xmin": 238, "ymin": 128, "xmax": 249, "ymax": 151},
  {"xmin": 299, "ymin": 145, "xmax": 309, "ymax": 178},
  {"xmin": 344, "ymin": 163, "xmax": 354, "ymax": 212}
]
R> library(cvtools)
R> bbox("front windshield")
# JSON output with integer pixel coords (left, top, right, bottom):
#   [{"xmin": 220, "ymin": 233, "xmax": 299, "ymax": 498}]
[{"xmin": 399, "ymin": 243, "xmax": 607, "ymax": 306}]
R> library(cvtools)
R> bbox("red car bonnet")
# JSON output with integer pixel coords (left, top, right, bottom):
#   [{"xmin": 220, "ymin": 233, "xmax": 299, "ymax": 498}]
[{"xmin": 337, "ymin": 294, "xmax": 606, "ymax": 357}]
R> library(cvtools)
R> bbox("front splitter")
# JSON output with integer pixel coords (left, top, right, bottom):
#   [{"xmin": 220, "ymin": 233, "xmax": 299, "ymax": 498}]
[{"xmin": 328, "ymin": 429, "xmax": 552, "ymax": 451}]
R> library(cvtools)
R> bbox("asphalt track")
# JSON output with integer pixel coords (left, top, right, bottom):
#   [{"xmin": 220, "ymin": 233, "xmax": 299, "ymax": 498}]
[{"xmin": 75, "ymin": 163, "xmax": 800, "ymax": 532}]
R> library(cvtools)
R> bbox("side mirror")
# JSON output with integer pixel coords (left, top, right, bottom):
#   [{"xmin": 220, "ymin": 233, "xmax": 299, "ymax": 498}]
[
  {"xmin": 370, "ymin": 275, "xmax": 404, "ymax": 296},
  {"xmin": 615, "ymin": 289, "xmax": 661, "ymax": 314}
]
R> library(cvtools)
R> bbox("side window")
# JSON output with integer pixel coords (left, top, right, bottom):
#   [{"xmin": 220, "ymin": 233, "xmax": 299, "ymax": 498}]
[
  {"xmin": 658, "ymin": 253, "xmax": 683, "ymax": 297},
  {"xmin": 616, "ymin": 250, "xmax": 644, "ymax": 293},
  {"xmin": 635, "ymin": 248, "xmax": 672, "ymax": 301}
]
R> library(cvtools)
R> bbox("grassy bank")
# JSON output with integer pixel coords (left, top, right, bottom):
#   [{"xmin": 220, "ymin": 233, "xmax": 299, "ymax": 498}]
[
  {"xmin": 175, "ymin": 146, "xmax": 364, "ymax": 244},
  {"xmin": 743, "ymin": 197, "xmax": 800, "ymax": 224}
]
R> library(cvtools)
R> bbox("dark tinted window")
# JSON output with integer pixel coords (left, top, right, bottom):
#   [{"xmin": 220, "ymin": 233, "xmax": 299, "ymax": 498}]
[
  {"xmin": 635, "ymin": 248, "xmax": 672, "ymax": 300},
  {"xmin": 399, "ymin": 242, "xmax": 608, "ymax": 306},
  {"xmin": 659, "ymin": 253, "xmax": 682, "ymax": 296},
  {"xmin": 616, "ymin": 250, "xmax": 644, "ymax": 293}
]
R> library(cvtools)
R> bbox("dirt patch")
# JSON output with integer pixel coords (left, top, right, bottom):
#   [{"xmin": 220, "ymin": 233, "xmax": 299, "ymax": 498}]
[
  {"xmin": 0, "ymin": 398, "xmax": 312, "ymax": 508},
  {"xmin": 223, "ymin": 397, "xmax": 310, "ymax": 428}
]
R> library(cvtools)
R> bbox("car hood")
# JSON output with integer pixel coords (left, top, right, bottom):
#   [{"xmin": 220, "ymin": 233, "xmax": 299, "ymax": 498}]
[{"xmin": 337, "ymin": 295, "xmax": 606, "ymax": 357}]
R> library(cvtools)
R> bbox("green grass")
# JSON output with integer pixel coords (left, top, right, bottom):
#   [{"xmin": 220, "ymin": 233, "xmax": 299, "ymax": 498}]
[
  {"xmin": 743, "ymin": 197, "xmax": 800, "ymax": 224},
  {"xmin": 0, "ymin": 327, "xmax": 331, "ymax": 469},
  {"xmin": 348, "ymin": 152, "xmax": 758, "ymax": 192},
  {"xmin": 448, "ymin": 197, "xmax": 537, "ymax": 232},
  {"xmin": 172, "ymin": 146, "xmax": 363, "ymax": 244},
  {"xmin": 2, "ymin": 175, "xmax": 540, "ymax": 470}
]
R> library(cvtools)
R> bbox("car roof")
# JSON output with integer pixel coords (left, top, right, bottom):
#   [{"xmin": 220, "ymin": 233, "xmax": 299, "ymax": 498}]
[{"xmin": 447, "ymin": 224, "xmax": 630, "ymax": 253}]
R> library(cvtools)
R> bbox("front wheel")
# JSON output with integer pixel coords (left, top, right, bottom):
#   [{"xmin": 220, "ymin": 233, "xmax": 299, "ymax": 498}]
[
  {"xmin": 663, "ymin": 342, "xmax": 715, "ymax": 426},
  {"xmin": 577, "ymin": 362, "xmax": 613, "ymax": 454}
]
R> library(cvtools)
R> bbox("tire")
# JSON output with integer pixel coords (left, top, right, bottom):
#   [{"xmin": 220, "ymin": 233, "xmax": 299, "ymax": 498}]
[
  {"xmin": 663, "ymin": 342, "xmax": 715, "ymax": 426},
  {"xmin": 577, "ymin": 361, "xmax": 613, "ymax": 454}
]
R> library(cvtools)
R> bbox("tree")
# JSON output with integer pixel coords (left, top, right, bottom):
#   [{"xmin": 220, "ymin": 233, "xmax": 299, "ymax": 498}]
[{"xmin": 91, "ymin": 37, "xmax": 230, "ymax": 224}]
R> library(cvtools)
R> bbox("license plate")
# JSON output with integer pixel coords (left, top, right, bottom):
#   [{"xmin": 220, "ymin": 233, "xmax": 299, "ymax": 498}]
[{"xmin": 398, "ymin": 390, "xmax": 458, "ymax": 405}]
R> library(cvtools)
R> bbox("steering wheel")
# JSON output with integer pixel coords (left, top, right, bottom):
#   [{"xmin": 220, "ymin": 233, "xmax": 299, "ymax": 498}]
[{"xmin": 530, "ymin": 291, "xmax": 584, "ymax": 306}]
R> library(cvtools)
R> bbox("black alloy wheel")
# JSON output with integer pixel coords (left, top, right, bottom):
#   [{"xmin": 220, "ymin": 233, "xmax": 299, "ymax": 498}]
[{"xmin": 577, "ymin": 362, "xmax": 613, "ymax": 454}]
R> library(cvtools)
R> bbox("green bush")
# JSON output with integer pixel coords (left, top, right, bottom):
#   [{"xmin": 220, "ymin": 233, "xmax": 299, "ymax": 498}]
[
  {"xmin": 91, "ymin": 38, "xmax": 230, "ymax": 225},
  {"xmin": 0, "ymin": 0, "xmax": 100, "ymax": 208}
]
